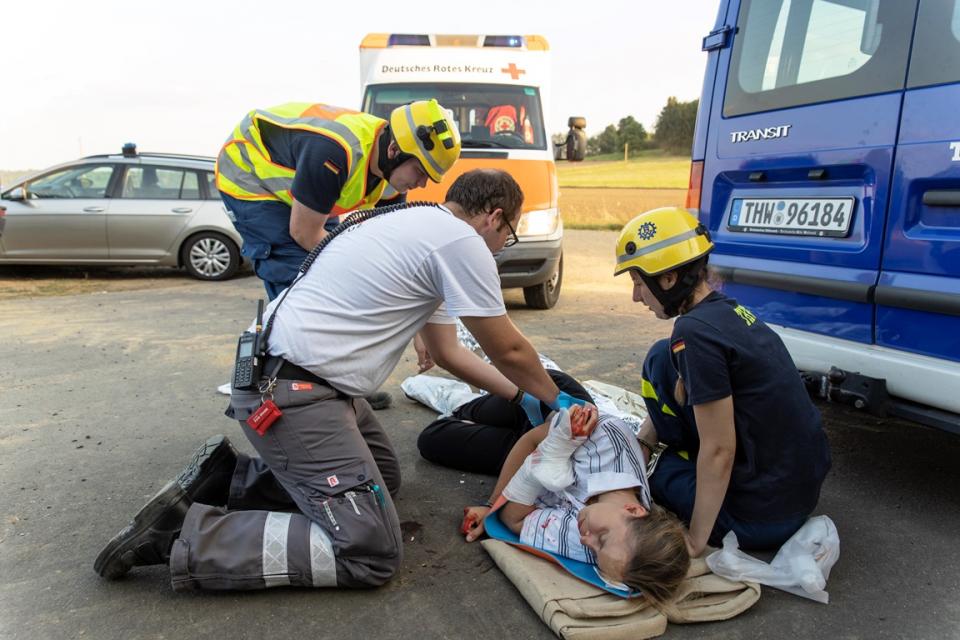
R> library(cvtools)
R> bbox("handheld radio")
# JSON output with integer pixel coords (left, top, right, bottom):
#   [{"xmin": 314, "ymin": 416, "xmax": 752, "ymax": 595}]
[{"xmin": 232, "ymin": 299, "xmax": 264, "ymax": 391}]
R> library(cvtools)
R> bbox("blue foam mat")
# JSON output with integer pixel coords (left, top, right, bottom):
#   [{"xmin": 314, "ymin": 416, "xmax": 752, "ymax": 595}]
[{"xmin": 484, "ymin": 509, "xmax": 639, "ymax": 599}]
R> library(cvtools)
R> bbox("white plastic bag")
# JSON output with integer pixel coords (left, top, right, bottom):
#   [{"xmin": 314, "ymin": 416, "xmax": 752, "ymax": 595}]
[
  {"xmin": 706, "ymin": 515, "xmax": 840, "ymax": 604},
  {"xmin": 400, "ymin": 374, "xmax": 481, "ymax": 417}
]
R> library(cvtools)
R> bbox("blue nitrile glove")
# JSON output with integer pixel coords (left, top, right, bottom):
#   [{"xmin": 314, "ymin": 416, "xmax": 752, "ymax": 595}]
[
  {"xmin": 519, "ymin": 392, "xmax": 545, "ymax": 426},
  {"xmin": 550, "ymin": 390, "xmax": 588, "ymax": 411}
]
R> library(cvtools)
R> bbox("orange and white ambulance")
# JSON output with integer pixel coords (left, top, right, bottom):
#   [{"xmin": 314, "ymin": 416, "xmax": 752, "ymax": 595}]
[{"xmin": 359, "ymin": 34, "xmax": 563, "ymax": 309}]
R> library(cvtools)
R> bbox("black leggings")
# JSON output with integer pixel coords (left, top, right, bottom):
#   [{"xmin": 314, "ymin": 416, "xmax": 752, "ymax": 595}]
[{"xmin": 416, "ymin": 370, "xmax": 593, "ymax": 476}]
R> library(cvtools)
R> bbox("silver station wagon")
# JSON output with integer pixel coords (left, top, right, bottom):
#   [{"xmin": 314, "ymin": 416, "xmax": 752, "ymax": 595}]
[{"xmin": 0, "ymin": 145, "xmax": 244, "ymax": 280}]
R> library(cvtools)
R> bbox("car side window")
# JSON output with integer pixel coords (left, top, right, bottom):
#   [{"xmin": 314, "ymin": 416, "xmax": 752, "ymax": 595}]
[
  {"xmin": 181, "ymin": 171, "xmax": 200, "ymax": 199},
  {"xmin": 27, "ymin": 165, "xmax": 115, "ymax": 199},
  {"xmin": 908, "ymin": 0, "xmax": 960, "ymax": 88},
  {"xmin": 121, "ymin": 166, "xmax": 198, "ymax": 199},
  {"xmin": 204, "ymin": 172, "xmax": 220, "ymax": 200}
]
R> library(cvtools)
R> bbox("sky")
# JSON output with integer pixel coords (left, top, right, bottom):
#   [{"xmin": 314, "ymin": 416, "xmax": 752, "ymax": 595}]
[{"xmin": 1, "ymin": 0, "xmax": 720, "ymax": 170}]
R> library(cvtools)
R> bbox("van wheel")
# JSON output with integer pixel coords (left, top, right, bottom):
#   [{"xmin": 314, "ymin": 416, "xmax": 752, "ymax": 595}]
[
  {"xmin": 523, "ymin": 255, "xmax": 563, "ymax": 309},
  {"xmin": 181, "ymin": 232, "xmax": 240, "ymax": 281}
]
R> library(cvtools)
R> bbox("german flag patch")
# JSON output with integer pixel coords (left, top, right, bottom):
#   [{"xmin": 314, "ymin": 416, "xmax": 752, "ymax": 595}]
[
  {"xmin": 323, "ymin": 160, "xmax": 340, "ymax": 175},
  {"xmin": 671, "ymin": 339, "xmax": 686, "ymax": 354}
]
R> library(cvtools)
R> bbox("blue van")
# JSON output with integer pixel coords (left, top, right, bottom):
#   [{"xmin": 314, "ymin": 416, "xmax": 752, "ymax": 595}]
[{"xmin": 692, "ymin": 0, "xmax": 960, "ymax": 429}]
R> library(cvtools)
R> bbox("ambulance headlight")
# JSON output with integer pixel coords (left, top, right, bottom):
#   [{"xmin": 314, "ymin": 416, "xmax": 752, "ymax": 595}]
[{"xmin": 517, "ymin": 208, "xmax": 559, "ymax": 237}]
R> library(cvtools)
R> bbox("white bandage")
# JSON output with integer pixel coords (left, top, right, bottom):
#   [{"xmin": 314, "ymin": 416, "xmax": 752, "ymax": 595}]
[
  {"xmin": 530, "ymin": 408, "xmax": 586, "ymax": 492},
  {"xmin": 502, "ymin": 456, "xmax": 544, "ymax": 506}
]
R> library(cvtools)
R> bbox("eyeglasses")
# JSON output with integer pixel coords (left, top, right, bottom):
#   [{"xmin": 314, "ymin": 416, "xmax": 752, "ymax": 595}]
[{"xmin": 501, "ymin": 213, "xmax": 520, "ymax": 248}]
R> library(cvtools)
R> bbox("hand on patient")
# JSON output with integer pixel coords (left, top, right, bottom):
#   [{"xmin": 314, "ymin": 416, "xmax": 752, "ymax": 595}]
[{"xmin": 530, "ymin": 405, "xmax": 598, "ymax": 492}]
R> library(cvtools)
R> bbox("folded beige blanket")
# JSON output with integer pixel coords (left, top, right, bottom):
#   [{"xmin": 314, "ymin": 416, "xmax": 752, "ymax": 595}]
[{"xmin": 482, "ymin": 540, "xmax": 760, "ymax": 640}]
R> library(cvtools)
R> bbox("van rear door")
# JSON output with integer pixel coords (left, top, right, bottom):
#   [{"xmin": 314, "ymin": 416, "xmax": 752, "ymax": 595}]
[
  {"xmin": 878, "ymin": 0, "xmax": 960, "ymax": 364},
  {"xmin": 700, "ymin": 0, "xmax": 917, "ymax": 346}
]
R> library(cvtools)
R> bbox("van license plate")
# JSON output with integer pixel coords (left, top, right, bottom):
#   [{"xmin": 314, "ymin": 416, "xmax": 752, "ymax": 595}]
[{"xmin": 728, "ymin": 198, "xmax": 855, "ymax": 237}]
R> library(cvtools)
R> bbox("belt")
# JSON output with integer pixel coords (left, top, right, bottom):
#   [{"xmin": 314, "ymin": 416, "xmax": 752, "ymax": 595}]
[{"xmin": 264, "ymin": 356, "xmax": 330, "ymax": 387}]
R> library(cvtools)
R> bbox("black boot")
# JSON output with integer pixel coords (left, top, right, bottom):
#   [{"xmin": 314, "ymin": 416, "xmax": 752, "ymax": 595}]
[
  {"xmin": 176, "ymin": 434, "xmax": 238, "ymax": 506},
  {"xmin": 94, "ymin": 480, "xmax": 191, "ymax": 579}
]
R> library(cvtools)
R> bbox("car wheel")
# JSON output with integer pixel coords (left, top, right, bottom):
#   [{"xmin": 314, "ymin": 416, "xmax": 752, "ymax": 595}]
[
  {"xmin": 181, "ymin": 232, "xmax": 239, "ymax": 281},
  {"xmin": 523, "ymin": 254, "xmax": 563, "ymax": 310}
]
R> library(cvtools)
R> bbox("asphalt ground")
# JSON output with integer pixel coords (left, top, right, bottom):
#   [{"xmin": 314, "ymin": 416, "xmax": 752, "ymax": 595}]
[{"xmin": 2, "ymin": 229, "xmax": 959, "ymax": 640}]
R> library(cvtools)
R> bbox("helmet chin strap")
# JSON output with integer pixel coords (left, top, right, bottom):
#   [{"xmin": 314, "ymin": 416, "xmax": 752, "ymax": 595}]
[
  {"xmin": 639, "ymin": 257, "xmax": 707, "ymax": 318},
  {"xmin": 377, "ymin": 125, "xmax": 415, "ymax": 181}
]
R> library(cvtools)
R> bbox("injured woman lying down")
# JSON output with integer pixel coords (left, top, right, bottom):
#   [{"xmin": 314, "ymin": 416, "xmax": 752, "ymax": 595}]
[{"xmin": 462, "ymin": 404, "xmax": 690, "ymax": 603}]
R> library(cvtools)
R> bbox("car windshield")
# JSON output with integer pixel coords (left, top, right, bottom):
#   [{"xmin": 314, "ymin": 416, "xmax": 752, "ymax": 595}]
[{"xmin": 363, "ymin": 83, "xmax": 547, "ymax": 150}]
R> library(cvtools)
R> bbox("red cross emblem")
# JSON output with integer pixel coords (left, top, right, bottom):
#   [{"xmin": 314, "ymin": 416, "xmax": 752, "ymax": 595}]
[{"xmin": 501, "ymin": 63, "xmax": 526, "ymax": 80}]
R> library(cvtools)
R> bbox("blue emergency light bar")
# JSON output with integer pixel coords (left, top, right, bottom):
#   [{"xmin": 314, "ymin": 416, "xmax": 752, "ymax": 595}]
[
  {"xmin": 483, "ymin": 35, "xmax": 524, "ymax": 47},
  {"xmin": 388, "ymin": 34, "xmax": 430, "ymax": 46}
]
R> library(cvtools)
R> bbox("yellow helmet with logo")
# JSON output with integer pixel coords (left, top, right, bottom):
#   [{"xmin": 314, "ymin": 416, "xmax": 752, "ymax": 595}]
[
  {"xmin": 614, "ymin": 207, "xmax": 713, "ymax": 277},
  {"xmin": 390, "ymin": 99, "xmax": 462, "ymax": 183}
]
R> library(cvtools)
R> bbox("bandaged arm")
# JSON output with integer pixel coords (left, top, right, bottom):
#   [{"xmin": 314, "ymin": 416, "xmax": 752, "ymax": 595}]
[{"xmin": 487, "ymin": 424, "xmax": 549, "ymax": 534}]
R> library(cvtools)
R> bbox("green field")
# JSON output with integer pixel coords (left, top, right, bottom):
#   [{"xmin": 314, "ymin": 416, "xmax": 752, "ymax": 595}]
[{"xmin": 557, "ymin": 154, "xmax": 691, "ymax": 189}]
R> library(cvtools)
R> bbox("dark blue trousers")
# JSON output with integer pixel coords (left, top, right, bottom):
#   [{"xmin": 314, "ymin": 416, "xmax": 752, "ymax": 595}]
[{"xmin": 642, "ymin": 339, "xmax": 806, "ymax": 550}]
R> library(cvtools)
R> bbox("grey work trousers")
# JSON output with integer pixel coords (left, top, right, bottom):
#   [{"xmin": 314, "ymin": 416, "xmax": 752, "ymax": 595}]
[{"xmin": 169, "ymin": 379, "xmax": 402, "ymax": 591}]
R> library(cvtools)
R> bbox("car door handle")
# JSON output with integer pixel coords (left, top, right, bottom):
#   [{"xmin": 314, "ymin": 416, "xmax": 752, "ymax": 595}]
[
  {"xmin": 83, "ymin": 206, "xmax": 105, "ymax": 213},
  {"xmin": 922, "ymin": 190, "xmax": 960, "ymax": 207},
  {"xmin": 171, "ymin": 207, "xmax": 193, "ymax": 213}
]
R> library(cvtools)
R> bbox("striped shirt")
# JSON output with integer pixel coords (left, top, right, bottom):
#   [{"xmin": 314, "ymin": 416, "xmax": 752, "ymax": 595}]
[{"xmin": 519, "ymin": 415, "xmax": 650, "ymax": 564}]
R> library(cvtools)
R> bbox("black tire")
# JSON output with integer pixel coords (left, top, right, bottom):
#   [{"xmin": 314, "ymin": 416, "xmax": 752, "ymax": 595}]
[
  {"xmin": 180, "ymin": 231, "xmax": 240, "ymax": 281},
  {"xmin": 567, "ymin": 129, "xmax": 587, "ymax": 162},
  {"xmin": 523, "ymin": 254, "xmax": 563, "ymax": 310}
]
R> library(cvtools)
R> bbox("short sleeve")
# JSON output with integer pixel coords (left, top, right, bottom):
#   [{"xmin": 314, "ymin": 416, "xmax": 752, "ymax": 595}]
[
  {"xmin": 289, "ymin": 134, "xmax": 349, "ymax": 214},
  {"xmin": 671, "ymin": 318, "xmax": 733, "ymax": 405},
  {"xmin": 427, "ymin": 236, "xmax": 506, "ymax": 318}
]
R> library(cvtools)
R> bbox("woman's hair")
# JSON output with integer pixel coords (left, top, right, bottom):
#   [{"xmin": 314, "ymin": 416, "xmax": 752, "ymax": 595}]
[
  {"xmin": 621, "ymin": 505, "xmax": 691, "ymax": 604},
  {"xmin": 675, "ymin": 255, "xmax": 712, "ymax": 316}
]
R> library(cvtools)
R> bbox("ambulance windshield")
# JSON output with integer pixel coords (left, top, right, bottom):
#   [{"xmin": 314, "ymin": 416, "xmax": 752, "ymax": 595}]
[{"xmin": 363, "ymin": 83, "xmax": 546, "ymax": 150}]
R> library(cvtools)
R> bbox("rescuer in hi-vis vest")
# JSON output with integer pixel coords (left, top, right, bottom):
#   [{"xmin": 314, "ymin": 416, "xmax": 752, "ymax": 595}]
[{"xmin": 215, "ymin": 99, "xmax": 461, "ymax": 300}]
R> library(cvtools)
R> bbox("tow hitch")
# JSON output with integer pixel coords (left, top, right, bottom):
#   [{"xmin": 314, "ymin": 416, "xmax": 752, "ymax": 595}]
[{"xmin": 801, "ymin": 367, "xmax": 889, "ymax": 416}]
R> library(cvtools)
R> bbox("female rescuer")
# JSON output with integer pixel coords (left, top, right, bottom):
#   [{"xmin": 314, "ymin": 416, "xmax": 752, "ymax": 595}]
[{"xmin": 614, "ymin": 207, "xmax": 831, "ymax": 557}]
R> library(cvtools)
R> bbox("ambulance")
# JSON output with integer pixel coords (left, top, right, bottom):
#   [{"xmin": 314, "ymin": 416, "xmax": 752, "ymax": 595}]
[
  {"xmin": 691, "ymin": 0, "xmax": 960, "ymax": 430},
  {"xmin": 359, "ymin": 33, "xmax": 563, "ymax": 309}
]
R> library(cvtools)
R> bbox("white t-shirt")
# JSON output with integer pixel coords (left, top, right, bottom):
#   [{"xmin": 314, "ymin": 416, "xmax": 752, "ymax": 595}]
[
  {"xmin": 519, "ymin": 415, "xmax": 651, "ymax": 564},
  {"xmin": 261, "ymin": 204, "xmax": 506, "ymax": 396}
]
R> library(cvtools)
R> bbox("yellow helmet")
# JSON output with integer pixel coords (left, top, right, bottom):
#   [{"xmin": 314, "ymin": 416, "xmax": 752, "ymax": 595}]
[
  {"xmin": 390, "ymin": 99, "xmax": 461, "ymax": 183},
  {"xmin": 614, "ymin": 207, "xmax": 713, "ymax": 277}
]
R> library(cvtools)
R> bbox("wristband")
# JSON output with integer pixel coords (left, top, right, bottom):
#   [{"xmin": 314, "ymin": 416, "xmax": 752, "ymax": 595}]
[
  {"xmin": 510, "ymin": 387, "xmax": 524, "ymax": 405},
  {"xmin": 484, "ymin": 499, "xmax": 494, "ymax": 508}
]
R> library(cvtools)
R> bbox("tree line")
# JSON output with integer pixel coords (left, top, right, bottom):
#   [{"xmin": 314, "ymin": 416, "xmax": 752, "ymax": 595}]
[{"xmin": 581, "ymin": 97, "xmax": 699, "ymax": 157}]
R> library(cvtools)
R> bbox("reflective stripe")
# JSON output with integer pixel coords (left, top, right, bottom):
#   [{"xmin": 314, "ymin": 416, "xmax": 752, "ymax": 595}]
[
  {"xmin": 403, "ymin": 104, "xmax": 444, "ymax": 177},
  {"xmin": 640, "ymin": 378, "xmax": 658, "ymax": 400},
  {"xmin": 309, "ymin": 522, "xmax": 337, "ymax": 587},
  {"xmin": 617, "ymin": 228, "xmax": 703, "ymax": 265},
  {"xmin": 642, "ymin": 378, "xmax": 677, "ymax": 417},
  {"xmin": 262, "ymin": 512, "xmax": 292, "ymax": 587}
]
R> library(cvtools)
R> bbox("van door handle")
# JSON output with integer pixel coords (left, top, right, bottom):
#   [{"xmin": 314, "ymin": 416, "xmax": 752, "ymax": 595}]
[
  {"xmin": 171, "ymin": 207, "xmax": 193, "ymax": 213},
  {"xmin": 82, "ymin": 206, "xmax": 105, "ymax": 212},
  {"xmin": 922, "ymin": 190, "xmax": 960, "ymax": 207}
]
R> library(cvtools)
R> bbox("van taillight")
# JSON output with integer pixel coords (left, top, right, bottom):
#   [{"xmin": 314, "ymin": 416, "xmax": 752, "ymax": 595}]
[{"xmin": 685, "ymin": 160, "xmax": 703, "ymax": 210}]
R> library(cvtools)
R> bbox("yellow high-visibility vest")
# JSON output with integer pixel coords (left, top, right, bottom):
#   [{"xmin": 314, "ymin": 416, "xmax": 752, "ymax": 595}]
[{"xmin": 215, "ymin": 103, "xmax": 388, "ymax": 214}]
